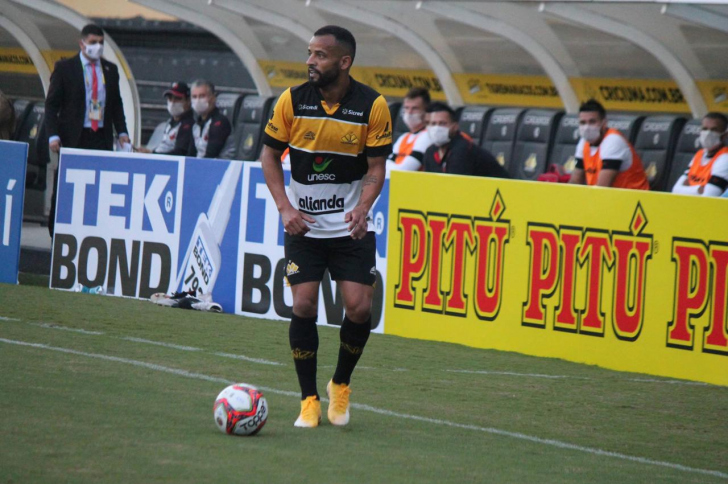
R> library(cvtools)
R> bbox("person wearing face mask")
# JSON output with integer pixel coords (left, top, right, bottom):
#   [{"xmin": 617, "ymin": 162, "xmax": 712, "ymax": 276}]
[
  {"xmin": 672, "ymin": 112, "xmax": 728, "ymax": 197},
  {"xmin": 386, "ymin": 87, "xmax": 433, "ymax": 172},
  {"xmin": 137, "ymin": 81, "xmax": 194, "ymax": 155},
  {"xmin": 422, "ymin": 102, "xmax": 510, "ymax": 178},
  {"xmin": 569, "ymin": 99, "xmax": 649, "ymax": 190},
  {"xmin": 187, "ymin": 80, "xmax": 232, "ymax": 159},
  {"xmin": 44, "ymin": 23, "xmax": 130, "ymax": 236}
]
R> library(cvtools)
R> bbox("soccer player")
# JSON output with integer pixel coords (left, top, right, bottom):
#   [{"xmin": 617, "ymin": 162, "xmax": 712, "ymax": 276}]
[
  {"xmin": 260, "ymin": 25, "xmax": 392, "ymax": 428},
  {"xmin": 569, "ymin": 99, "xmax": 649, "ymax": 190}
]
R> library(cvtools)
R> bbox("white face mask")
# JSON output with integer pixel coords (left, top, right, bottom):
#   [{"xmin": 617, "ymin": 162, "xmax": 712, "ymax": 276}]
[
  {"xmin": 167, "ymin": 100, "xmax": 185, "ymax": 117},
  {"xmin": 699, "ymin": 129, "xmax": 724, "ymax": 151},
  {"xmin": 192, "ymin": 98, "xmax": 209, "ymax": 116},
  {"xmin": 428, "ymin": 125, "xmax": 451, "ymax": 147},
  {"xmin": 402, "ymin": 112, "xmax": 424, "ymax": 131},
  {"xmin": 83, "ymin": 41, "xmax": 104, "ymax": 61},
  {"xmin": 579, "ymin": 124, "xmax": 602, "ymax": 143}
]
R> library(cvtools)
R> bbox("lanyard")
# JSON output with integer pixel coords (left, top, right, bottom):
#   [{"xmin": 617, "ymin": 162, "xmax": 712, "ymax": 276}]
[{"xmin": 83, "ymin": 62, "xmax": 106, "ymax": 90}]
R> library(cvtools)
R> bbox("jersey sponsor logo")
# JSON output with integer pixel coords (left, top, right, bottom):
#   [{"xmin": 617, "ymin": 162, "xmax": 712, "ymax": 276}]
[
  {"xmin": 341, "ymin": 132, "xmax": 359, "ymax": 145},
  {"xmin": 313, "ymin": 156, "xmax": 333, "ymax": 173},
  {"xmin": 342, "ymin": 108, "xmax": 363, "ymax": 116},
  {"xmin": 304, "ymin": 130, "xmax": 316, "ymax": 140},
  {"xmin": 299, "ymin": 194, "xmax": 345, "ymax": 215},
  {"xmin": 298, "ymin": 104, "xmax": 318, "ymax": 111},
  {"xmin": 376, "ymin": 121, "xmax": 392, "ymax": 141},
  {"xmin": 266, "ymin": 121, "xmax": 278, "ymax": 133},
  {"xmin": 286, "ymin": 260, "xmax": 299, "ymax": 276}
]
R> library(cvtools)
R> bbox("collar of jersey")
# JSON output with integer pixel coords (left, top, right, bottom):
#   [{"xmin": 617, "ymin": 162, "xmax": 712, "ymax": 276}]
[{"xmin": 312, "ymin": 76, "xmax": 357, "ymax": 115}]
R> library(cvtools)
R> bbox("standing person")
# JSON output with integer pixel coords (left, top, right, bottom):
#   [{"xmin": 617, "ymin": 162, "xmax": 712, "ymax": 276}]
[
  {"xmin": 569, "ymin": 99, "xmax": 649, "ymax": 190},
  {"xmin": 0, "ymin": 89, "xmax": 15, "ymax": 140},
  {"xmin": 386, "ymin": 87, "xmax": 432, "ymax": 172},
  {"xmin": 44, "ymin": 24, "xmax": 130, "ymax": 236},
  {"xmin": 672, "ymin": 112, "xmax": 728, "ymax": 197},
  {"xmin": 187, "ymin": 80, "xmax": 231, "ymax": 159},
  {"xmin": 423, "ymin": 102, "xmax": 509, "ymax": 178},
  {"xmin": 138, "ymin": 81, "xmax": 194, "ymax": 155},
  {"xmin": 260, "ymin": 25, "xmax": 392, "ymax": 428}
]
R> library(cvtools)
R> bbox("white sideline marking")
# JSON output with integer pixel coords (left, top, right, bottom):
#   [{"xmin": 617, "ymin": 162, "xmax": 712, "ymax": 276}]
[
  {"xmin": 122, "ymin": 337, "xmax": 201, "ymax": 352},
  {"xmin": 0, "ymin": 316, "xmax": 713, "ymax": 387},
  {"xmin": 447, "ymin": 369, "xmax": 590, "ymax": 380},
  {"xmin": 446, "ymin": 369, "xmax": 710, "ymax": 386},
  {"xmin": 212, "ymin": 352, "xmax": 284, "ymax": 367},
  {"xmin": 0, "ymin": 337, "xmax": 726, "ymax": 481},
  {"xmin": 30, "ymin": 322, "xmax": 105, "ymax": 335}
]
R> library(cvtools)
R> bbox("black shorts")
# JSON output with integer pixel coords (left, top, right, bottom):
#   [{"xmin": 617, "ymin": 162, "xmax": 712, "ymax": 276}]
[{"xmin": 284, "ymin": 232, "xmax": 376, "ymax": 286}]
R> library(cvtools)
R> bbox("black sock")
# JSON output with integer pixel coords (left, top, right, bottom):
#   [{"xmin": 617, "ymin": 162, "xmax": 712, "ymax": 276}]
[
  {"xmin": 290, "ymin": 313, "xmax": 319, "ymax": 400},
  {"xmin": 333, "ymin": 316, "xmax": 371, "ymax": 385}
]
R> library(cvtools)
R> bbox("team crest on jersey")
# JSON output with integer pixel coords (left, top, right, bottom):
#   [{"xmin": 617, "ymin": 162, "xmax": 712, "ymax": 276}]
[
  {"xmin": 304, "ymin": 131, "xmax": 316, "ymax": 140},
  {"xmin": 341, "ymin": 132, "xmax": 359, "ymax": 145},
  {"xmin": 286, "ymin": 260, "xmax": 300, "ymax": 276}
]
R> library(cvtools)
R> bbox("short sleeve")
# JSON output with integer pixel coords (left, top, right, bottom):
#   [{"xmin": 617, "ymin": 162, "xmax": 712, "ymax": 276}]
[
  {"xmin": 599, "ymin": 133, "xmax": 633, "ymax": 172},
  {"xmin": 263, "ymin": 89, "xmax": 293, "ymax": 150},
  {"xmin": 366, "ymin": 95, "xmax": 393, "ymax": 158},
  {"xmin": 710, "ymin": 153, "xmax": 728, "ymax": 180},
  {"xmin": 574, "ymin": 138, "xmax": 585, "ymax": 159}
]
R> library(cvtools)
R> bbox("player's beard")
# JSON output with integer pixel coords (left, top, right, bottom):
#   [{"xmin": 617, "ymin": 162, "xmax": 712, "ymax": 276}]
[{"xmin": 309, "ymin": 66, "xmax": 339, "ymax": 88}]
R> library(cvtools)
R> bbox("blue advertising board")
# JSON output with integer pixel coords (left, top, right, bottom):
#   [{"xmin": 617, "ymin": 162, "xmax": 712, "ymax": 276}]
[{"xmin": 0, "ymin": 141, "xmax": 28, "ymax": 284}]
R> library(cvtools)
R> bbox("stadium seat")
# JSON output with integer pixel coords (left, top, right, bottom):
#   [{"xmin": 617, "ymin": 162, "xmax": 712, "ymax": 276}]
[
  {"xmin": 549, "ymin": 114, "xmax": 580, "ymax": 175},
  {"xmin": 216, "ymin": 93, "xmax": 245, "ymax": 128},
  {"xmin": 232, "ymin": 95, "xmax": 274, "ymax": 161},
  {"xmin": 633, "ymin": 115, "xmax": 686, "ymax": 191},
  {"xmin": 145, "ymin": 121, "xmax": 169, "ymax": 152},
  {"xmin": 136, "ymin": 83, "xmax": 167, "ymax": 106},
  {"xmin": 607, "ymin": 114, "xmax": 644, "ymax": 144},
  {"xmin": 666, "ymin": 119, "xmax": 702, "ymax": 192},
  {"xmin": 511, "ymin": 109, "xmax": 564, "ymax": 180},
  {"xmin": 457, "ymin": 106, "xmax": 492, "ymax": 147},
  {"xmin": 14, "ymin": 103, "xmax": 47, "ymax": 222},
  {"xmin": 481, "ymin": 108, "xmax": 525, "ymax": 174},
  {"xmin": 12, "ymin": 99, "xmax": 33, "ymax": 141},
  {"xmin": 389, "ymin": 102, "xmax": 407, "ymax": 142},
  {"xmin": 141, "ymin": 108, "xmax": 171, "ymax": 146}
]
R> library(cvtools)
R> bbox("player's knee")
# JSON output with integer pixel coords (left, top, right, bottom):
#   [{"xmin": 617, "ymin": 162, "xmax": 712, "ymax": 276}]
[
  {"xmin": 293, "ymin": 297, "xmax": 318, "ymax": 319},
  {"xmin": 345, "ymin": 300, "xmax": 372, "ymax": 323}
]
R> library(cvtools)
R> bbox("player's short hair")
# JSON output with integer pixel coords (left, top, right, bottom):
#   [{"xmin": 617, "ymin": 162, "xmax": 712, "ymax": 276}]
[
  {"xmin": 81, "ymin": 24, "xmax": 104, "ymax": 39},
  {"xmin": 405, "ymin": 87, "xmax": 431, "ymax": 106},
  {"xmin": 191, "ymin": 79, "xmax": 216, "ymax": 96},
  {"xmin": 704, "ymin": 112, "xmax": 728, "ymax": 131},
  {"xmin": 579, "ymin": 99, "xmax": 606, "ymax": 119},
  {"xmin": 426, "ymin": 102, "xmax": 456, "ymax": 121},
  {"xmin": 314, "ymin": 25, "xmax": 356, "ymax": 61}
]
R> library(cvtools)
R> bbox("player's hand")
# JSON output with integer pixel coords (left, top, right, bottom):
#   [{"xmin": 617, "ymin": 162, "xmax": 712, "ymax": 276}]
[
  {"xmin": 281, "ymin": 205, "xmax": 315, "ymax": 236},
  {"xmin": 119, "ymin": 134, "xmax": 131, "ymax": 145},
  {"xmin": 345, "ymin": 206, "xmax": 369, "ymax": 240},
  {"xmin": 136, "ymin": 146, "xmax": 152, "ymax": 153},
  {"xmin": 49, "ymin": 139, "xmax": 61, "ymax": 153}
]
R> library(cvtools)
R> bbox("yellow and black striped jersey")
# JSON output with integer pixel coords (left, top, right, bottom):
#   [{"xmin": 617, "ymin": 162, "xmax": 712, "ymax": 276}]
[{"xmin": 263, "ymin": 78, "xmax": 392, "ymax": 238}]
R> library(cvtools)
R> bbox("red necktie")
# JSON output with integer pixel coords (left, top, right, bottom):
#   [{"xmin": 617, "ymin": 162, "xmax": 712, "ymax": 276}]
[{"xmin": 91, "ymin": 63, "xmax": 98, "ymax": 132}]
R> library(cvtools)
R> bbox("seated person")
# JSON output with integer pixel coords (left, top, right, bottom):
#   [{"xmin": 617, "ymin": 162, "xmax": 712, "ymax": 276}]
[
  {"xmin": 672, "ymin": 112, "xmax": 728, "ymax": 197},
  {"xmin": 423, "ymin": 102, "xmax": 509, "ymax": 178},
  {"xmin": 138, "ymin": 81, "xmax": 194, "ymax": 155},
  {"xmin": 187, "ymin": 79, "xmax": 232, "ymax": 159},
  {"xmin": 387, "ymin": 87, "xmax": 432, "ymax": 172},
  {"xmin": 569, "ymin": 99, "xmax": 649, "ymax": 190}
]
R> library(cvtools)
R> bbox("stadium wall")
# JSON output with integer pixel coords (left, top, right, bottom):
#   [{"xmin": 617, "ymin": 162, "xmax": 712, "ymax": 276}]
[{"xmin": 385, "ymin": 171, "xmax": 727, "ymax": 386}]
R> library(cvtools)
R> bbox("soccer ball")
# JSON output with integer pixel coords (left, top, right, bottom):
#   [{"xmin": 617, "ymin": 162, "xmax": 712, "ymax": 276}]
[{"xmin": 213, "ymin": 384, "xmax": 268, "ymax": 436}]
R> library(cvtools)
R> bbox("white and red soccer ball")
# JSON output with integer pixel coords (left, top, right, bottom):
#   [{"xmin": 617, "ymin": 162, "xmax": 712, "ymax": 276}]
[{"xmin": 213, "ymin": 384, "xmax": 268, "ymax": 436}]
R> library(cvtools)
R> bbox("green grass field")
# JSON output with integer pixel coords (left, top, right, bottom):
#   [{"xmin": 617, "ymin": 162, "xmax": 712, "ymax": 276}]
[{"xmin": 1, "ymin": 281, "xmax": 726, "ymax": 483}]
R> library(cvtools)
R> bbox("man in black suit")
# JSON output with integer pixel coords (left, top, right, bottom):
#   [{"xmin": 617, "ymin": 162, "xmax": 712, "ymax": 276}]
[{"xmin": 45, "ymin": 24, "xmax": 130, "ymax": 236}]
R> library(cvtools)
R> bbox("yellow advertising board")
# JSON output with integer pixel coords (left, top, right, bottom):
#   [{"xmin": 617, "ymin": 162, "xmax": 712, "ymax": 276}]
[
  {"xmin": 453, "ymin": 73, "xmax": 563, "ymax": 109},
  {"xmin": 571, "ymin": 78, "xmax": 691, "ymax": 113},
  {"xmin": 386, "ymin": 172, "xmax": 727, "ymax": 386},
  {"xmin": 697, "ymin": 80, "xmax": 728, "ymax": 113},
  {"xmin": 0, "ymin": 48, "xmax": 79, "ymax": 74}
]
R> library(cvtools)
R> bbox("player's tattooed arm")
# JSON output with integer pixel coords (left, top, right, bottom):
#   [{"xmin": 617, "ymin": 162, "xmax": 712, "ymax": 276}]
[{"xmin": 362, "ymin": 174, "xmax": 378, "ymax": 187}]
